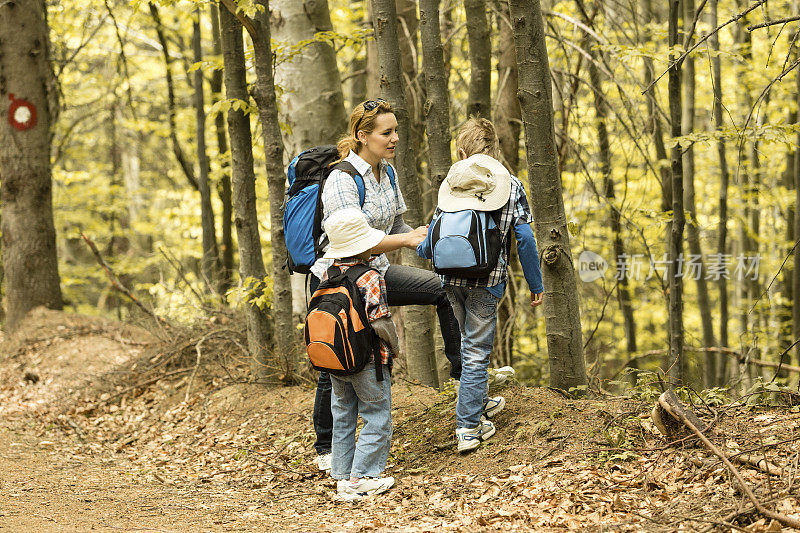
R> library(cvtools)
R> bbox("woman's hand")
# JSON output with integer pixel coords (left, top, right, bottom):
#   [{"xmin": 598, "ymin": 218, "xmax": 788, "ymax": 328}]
[{"xmin": 404, "ymin": 225, "xmax": 428, "ymax": 248}]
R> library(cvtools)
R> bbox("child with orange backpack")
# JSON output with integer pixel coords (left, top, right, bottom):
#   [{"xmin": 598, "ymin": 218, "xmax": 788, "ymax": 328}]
[{"xmin": 305, "ymin": 208, "xmax": 399, "ymax": 500}]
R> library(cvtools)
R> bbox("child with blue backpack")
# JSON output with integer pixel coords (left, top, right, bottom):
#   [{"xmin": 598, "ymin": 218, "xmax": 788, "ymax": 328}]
[{"xmin": 417, "ymin": 118, "xmax": 544, "ymax": 452}]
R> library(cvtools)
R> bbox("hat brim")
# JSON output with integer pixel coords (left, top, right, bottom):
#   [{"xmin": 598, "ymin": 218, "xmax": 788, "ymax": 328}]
[
  {"xmin": 438, "ymin": 171, "xmax": 512, "ymax": 212},
  {"xmin": 323, "ymin": 227, "xmax": 386, "ymax": 259}
]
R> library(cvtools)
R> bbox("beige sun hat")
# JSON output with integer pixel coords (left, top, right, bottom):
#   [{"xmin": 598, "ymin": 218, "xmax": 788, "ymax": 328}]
[
  {"xmin": 438, "ymin": 154, "xmax": 512, "ymax": 212},
  {"xmin": 323, "ymin": 208, "xmax": 387, "ymax": 259}
]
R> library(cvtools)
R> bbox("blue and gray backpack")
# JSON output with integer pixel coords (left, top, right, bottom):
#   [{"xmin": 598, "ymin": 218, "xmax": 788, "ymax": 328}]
[
  {"xmin": 428, "ymin": 209, "xmax": 505, "ymax": 279},
  {"xmin": 282, "ymin": 145, "xmax": 396, "ymax": 274}
]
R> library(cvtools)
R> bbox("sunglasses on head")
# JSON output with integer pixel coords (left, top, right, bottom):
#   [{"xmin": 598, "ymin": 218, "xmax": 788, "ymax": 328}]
[{"xmin": 354, "ymin": 98, "xmax": 387, "ymax": 134}]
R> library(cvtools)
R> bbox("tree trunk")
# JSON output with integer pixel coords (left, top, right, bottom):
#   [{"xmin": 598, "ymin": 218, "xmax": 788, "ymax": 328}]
[
  {"xmin": 682, "ymin": 0, "xmax": 716, "ymax": 388},
  {"xmin": 495, "ymin": 0, "xmax": 521, "ymax": 174},
  {"xmin": 464, "ymin": 0, "xmax": 491, "ymax": 118},
  {"xmin": 193, "ymin": 8, "xmax": 221, "ymax": 293},
  {"xmin": 667, "ymin": 0, "xmax": 685, "ymax": 386},
  {"xmin": 508, "ymin": 0, "xmax": 586, "ymax": 392},
  {"xmin": 419, "ymin": 0, "xmax": 452, "ymax": 192},
  {"xmin": 395, "ymin": 0, "xmax": 426, "ymax": 210},
  {"xmin": 372, "ymin": 0, "xmax": 438, "ymax": 388},
  {"xmin": 735, "ymin": 1, "xmax": 754, "ymax": 352},
  {"xmin": 0, "ymin": 0, "xmax": 63, "ymax": 332},
  {"xmin": 710, "ymin": 0, "xmax": 730, "ymax": 384},
  {"xmin": 149, "ymin": 3, "xmax": 199, "ymax": 192},
  {"xmin": 365, "ymin": 1, "xmax": 381, "ymax": 98},
  {"xmin": 272, "ymin": 0, "xmax": 347, "ymax": 156},
  {"xmin": 210, "ymin": 3, "xmax": 234, "ymax": 296},
  {"xmin": 248, "ymin": 0, "xmax": 297, "ymax": 380},
  {"xmin": 641, "ymin": 0, "xmax": 672, "ymax": 232},
  {"xmin": 494, "ymin": 0, "xmax": 522, "ymax": 367},
  {"xmin": 581, "ymin": 4, "xmax": 638, "ymax": 377},
  {"xmin": 271, "ymin": 0, "xmax": 348, "ymax": 323},
  {"xmin": 794, "ymin": 31, "xmax": 800, "ymax": 366},
  {"xmin": 218, "ymin": 3, "xmax": 275, "ymax": 382}
]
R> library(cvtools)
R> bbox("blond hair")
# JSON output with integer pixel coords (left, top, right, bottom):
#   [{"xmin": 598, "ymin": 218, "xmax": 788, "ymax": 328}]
[
  {"xmin": 455, "ymin": 117, "xmax": 500, "ymax": 159},
  {"xmin": 334, "ymin": 100, "xmax": 394, "ymax": 164}
]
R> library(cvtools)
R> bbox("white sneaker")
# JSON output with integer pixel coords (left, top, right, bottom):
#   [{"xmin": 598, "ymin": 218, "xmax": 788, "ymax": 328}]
[
  {"xmin": 483, "ymin": 396, "xmax": 505, "ymax": 418},
  {"xmin": 338, "ymin": 476, "xmax": 395, "ymax": 498},
  {"xmin": 490, "ymin": 366, "xmax": 516, "ymax": 387},
  {"xmin": 456, "ymin": 420, "xmax": 496, "ymax": 453},
  {"xmin": 317, "ymin": 453, "xmax": 332, "ymax": 472}
]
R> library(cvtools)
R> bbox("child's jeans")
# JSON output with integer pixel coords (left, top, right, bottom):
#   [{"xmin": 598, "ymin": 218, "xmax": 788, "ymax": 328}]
[
  {"xmin": 444, "ymin": 286, "xmax": 499, "ymax": 429},
  {"xmin": 330, "ymin": 364, "xmax": 392, "ymax": 480}
]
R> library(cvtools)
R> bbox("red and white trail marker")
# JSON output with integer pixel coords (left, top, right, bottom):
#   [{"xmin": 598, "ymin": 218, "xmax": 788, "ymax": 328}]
[{"xmin": 8, "ymin": 94, "xmax": 37, "ymax": 131}]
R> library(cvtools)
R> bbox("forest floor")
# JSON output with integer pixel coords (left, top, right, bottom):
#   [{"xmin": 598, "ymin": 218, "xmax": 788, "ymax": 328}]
[{"xmin": 0, "ymin": 308, "xmax": 799, "ymax": 532}]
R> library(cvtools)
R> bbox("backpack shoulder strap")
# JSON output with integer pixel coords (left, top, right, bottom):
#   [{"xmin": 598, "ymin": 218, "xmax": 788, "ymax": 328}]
[
  {"xmin": 342, "ymin": 263, "xmax": 375, "ymax": 284},
  {"xmin": 342, "ymin": 263, "xmax": 385, "ymax": 382},
  {"xmin": 489, "ymin": 208, "xmax": 503, "ymax": 228},
  {"xmin": 331, "ymin": 161, "xmax": 366, "ymax": 207},
  {"xmin": 386, "ymin": 164, "xmax": 396, "ymax": 190}
]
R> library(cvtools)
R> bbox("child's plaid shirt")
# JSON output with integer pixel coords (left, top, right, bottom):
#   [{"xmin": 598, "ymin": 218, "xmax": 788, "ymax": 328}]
[{"xmin": 322, "ymin": 258, "xmax": 393, "ymax": 364}]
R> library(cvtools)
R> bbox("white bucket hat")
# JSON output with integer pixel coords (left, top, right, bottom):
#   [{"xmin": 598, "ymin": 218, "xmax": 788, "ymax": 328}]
[
  {"xmin": 438, "ymin": 154, "xmax": 512, "ymax": 212},
  {"xmin": 323, "ymin": 208, "xmax": 386, "ymax": 259}
]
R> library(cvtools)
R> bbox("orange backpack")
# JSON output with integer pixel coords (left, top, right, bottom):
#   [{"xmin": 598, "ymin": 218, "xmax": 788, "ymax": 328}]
[{"xmin": 304, "ymin": 264, "xmax": 384, "ymax": 381}]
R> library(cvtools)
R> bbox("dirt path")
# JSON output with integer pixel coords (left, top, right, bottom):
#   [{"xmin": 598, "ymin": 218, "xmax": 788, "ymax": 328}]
[{"xmin": 1, "ymin": 309, "xmax": 799, "ymax": 532}]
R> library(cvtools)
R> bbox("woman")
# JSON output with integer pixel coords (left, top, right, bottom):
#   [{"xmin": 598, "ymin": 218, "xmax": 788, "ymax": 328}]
[{"xmin": 310, "ymin": 99, "xmax": 462, "ymax": 471}]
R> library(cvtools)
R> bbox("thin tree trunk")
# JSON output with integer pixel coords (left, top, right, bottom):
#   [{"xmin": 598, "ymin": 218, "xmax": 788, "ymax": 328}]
[
  {"xmin": 580, "ymin": 3, "xmax": 638, "ymax": 377},
  {"xmin": 494, "ymin": 0, "xmax": 522, "ymax": 367},
  {"xmin": 641, "ymin": 0, "xmax": 672, "ymax": 229},
  {"xmin": 193, "ymin": 8, "xmax": 221, "ymax": 293},
  {"xmin": 0, "ymin": 0, "xmax": 63, "ymax": 331},
  {"xmin": 464, "ymin": 0, "xmax": 491, "ymax": 118},
  {"xmin": 508, "ymin": 0, "xmax": 586, "ymax": 392},
  {"xmin": 735, "ymin": 0, "xmax": 754, "ymax": 351},
  {"xmin": 249, "ymin": 0, "xmax": 296, "ymax": 380},
  {"xmin": 794, "ymin": 32, "xmax": 800, "ymax": 367},
  {"xmin": 365, "ymin": 1, "xmax": 381, "ymax": 98},
  {"xmin": 667, "ymin": 0, "xmax": 685, "ymax": 386},
  {"xmin": 682, "ymin": 0, "xmax": 716, "ymax": 388},
  {"xmin": 710, "ymin": 0, "xmax": 730, "ymax": 384},
  {"xmin": 149, "ymin": 3, "xmax": 199, "ymax": 192},
  {"xmin": 495, "ymin": 0, "xmax": 521, "ymax": 174},
  {"xmin": 395, "ymin": 0, "xmax": 425, "ymax": 208},
  {"xmin": 419, "ymin": 0, "xmax": 451, "ymax": 192},
  {"xmin": 372, "ymin": 0, "xmax": 438, "ymax": 388},
  {"xmin": 218, "ymin": 3, "xmax": 274, "ymax": 382},
  {"xmin": 210, "ymin": 3, "xmax": 234, "ymax": 296}
]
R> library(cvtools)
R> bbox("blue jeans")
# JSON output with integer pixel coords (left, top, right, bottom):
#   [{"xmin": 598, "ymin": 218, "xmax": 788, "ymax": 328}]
[
  {"xmin": 445, "ymin": 286, "xmax": 499, "ymax": 429},
  {"xmin": 330, "ymin": 364, "xmax": 392, "ymax": 480},
  {"xmin": 311, "ymin": 265, "xmax": 461, "ymax": 455}
]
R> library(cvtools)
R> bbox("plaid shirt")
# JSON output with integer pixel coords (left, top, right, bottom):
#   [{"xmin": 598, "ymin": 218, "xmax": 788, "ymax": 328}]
[
  {"xmin": 322, "ymin": 258, "xmax": 393, "ymax": 364},
  {"xmin": 424, "ymin": 176, "xmax": 534, "ymax": 288},
  {"xmin": 310, "ymin": 151, "xmax": 407, "ymax": 280}
]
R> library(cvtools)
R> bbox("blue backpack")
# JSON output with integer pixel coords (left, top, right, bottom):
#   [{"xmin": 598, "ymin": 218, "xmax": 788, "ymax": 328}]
[
  {"xmin": 282, "ymin": 145, "xmax": 396, "ymax": 274},
  {"xmin": 429, "ymin": 209, "xmax": 505, "ymax": 278}
]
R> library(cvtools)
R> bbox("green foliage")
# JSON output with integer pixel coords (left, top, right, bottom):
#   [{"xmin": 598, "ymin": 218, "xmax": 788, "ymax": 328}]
[
  {"xmin": 41, "ymin": 0, "xmax": 800, "ymax": 396},
  {"xmin": 743, "ymin": 377, "xmax": 800, "ymax": 407}
]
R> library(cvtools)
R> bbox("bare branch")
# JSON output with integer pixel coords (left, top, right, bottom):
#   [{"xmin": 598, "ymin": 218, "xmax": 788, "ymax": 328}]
[
  {"xmin": 748, "ymin": 15, "xmax": 800, "ymax": 31},
  {"xmin": 642, "ymin": 0, "xmax": 769, "ymax": 94}
]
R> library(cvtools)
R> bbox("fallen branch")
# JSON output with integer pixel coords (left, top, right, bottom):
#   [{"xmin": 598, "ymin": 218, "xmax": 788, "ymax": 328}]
[
  {"xmin": 660, "ymin": 392, "xmax": 800, "ymax": 529},
  {"xmin": 81, "ymin": 232, "xmax": 169, "ymax": 326},
  {"xmin": 97, "ymin": 367, "xmax": 193, "ymax": 407},
  {"xmin": 610, "ymin": 346, "xmax": 800, "ymax": 381}
]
